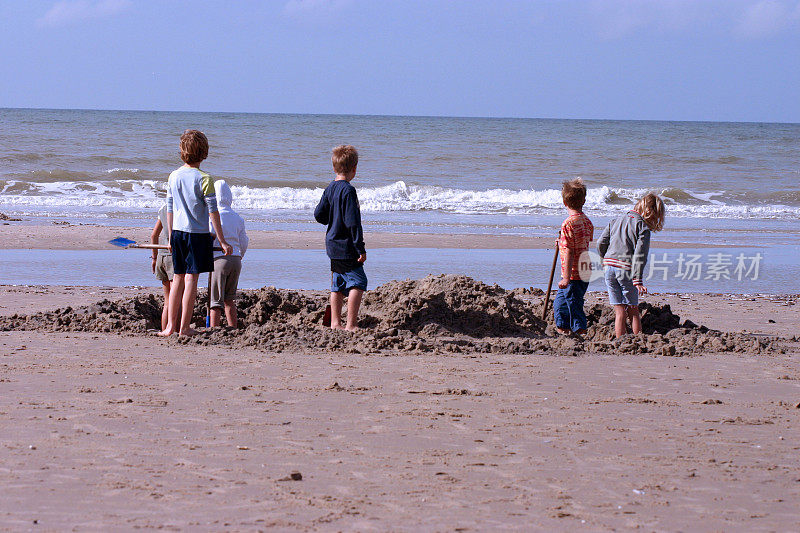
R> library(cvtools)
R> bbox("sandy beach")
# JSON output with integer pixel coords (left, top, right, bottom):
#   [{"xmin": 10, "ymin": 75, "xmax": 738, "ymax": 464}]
[
  {"xmin": 1, "ymin": 218, "xmax": 798, "ymax": 531},
  {"xmin": 1, "ymin": 282, "xmax": 798, "ymax": 531},
  {"xmin": 3, "ymin": 2, "xmax": 799, "ymax": 530}
]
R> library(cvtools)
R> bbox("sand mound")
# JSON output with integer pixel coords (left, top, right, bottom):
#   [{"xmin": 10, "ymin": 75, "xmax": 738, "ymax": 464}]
[
  {"xmin": 236, "ymin": 287, "xmax": 323, "ymax": 327},
  {"xmin": 0, "ymin": 275, "xmax": 787, "ymax": 356},
  {"xmin": 1, "ymin": 295, "xmax": 163, "ymax": 333},
  {"xmin": 361, "ymin": 275, "xmax": 545, "ymax": 337}
]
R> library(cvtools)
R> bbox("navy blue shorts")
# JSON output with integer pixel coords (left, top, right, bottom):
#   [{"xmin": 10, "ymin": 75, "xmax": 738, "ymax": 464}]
[
  {"xmin": 171, "ymin": 230, "xmax": 214, "ymax": 275},
  {"xmin": 331, "ymin": 265, "xmax": 368, "ymax": 293}
]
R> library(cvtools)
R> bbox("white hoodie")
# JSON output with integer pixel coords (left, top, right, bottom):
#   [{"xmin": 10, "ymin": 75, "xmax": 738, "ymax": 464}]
[{"xmin": 209, "ymin": 180, "xmax": 249, "ymax": 259}]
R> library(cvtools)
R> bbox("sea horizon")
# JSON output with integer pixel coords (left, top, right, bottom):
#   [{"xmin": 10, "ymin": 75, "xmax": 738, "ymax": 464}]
[{"xmin": 4, "ymin": 106, "xmax": 799, "ymax": 126}]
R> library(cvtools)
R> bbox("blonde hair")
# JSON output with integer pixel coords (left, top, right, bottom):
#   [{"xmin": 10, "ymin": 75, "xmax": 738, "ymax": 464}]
[
  {"xmin": 332, "ymin": 145, "xmax": 358, "ymax": 175},
  {"xmin": 180, "ymin": 129, "xmax": 208, "ymax": 165},
  {"xmin": 561, "ymin": 178, "xmax": 587, "ymax": 210},
  {"xmin": 634, "ymin": 193, "xmax": 665, "ymax": 232}
]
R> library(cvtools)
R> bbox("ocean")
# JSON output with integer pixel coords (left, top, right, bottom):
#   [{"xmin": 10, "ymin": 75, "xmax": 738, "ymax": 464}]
[{"xmin": 1, "ymin": 108, "xmax": 798, "ymax": 291}]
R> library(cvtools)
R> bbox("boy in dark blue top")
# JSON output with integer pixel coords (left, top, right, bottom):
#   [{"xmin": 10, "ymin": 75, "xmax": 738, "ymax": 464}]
[{"xmin": 314, "ymin": 145, "xmax": 367, "ymax": 331}]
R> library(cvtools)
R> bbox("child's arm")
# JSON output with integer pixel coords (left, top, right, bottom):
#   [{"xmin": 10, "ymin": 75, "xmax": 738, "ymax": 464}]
[
  {"xmin": 558, "ymin": 247, "xmax": 574, "ymax": 289},
  {"xmin": 151, "ymin": 219, "xmax": 162, "ymax": 273},
  {"xmin": 597, "ymin": 223, "xmax": 610, "ymax": 257},
  {"xmin": 239, "ymin": 219, "xmax": 249, "ymax": 259},
  {"xmin": 198, "ymin": 174, "xmax": 230, "ymax": 255},
  {"xmin": 314, "ymin": 193, "xmax": 330, "ymax": 225},
  {"xmin": 344, "ymin": 190, "xmax": 366, "ymax": 262},
  {"xmin": 209, "ymin": 211, "xmax": 232, "ymax": 255},
  {"xmin": 166, "ymin": 183, "xmax": 173, "ymax": 250},
  {"xmin": 631, "ymin": 224, "xmax": 651, "ymax": 293},
  {"xmin": 558, "ymin": 223, "xmax": 573, "ymax": 288},
  {"xmin": 166, "ymin": 212, "xmax": 173, "ymax": 251}
]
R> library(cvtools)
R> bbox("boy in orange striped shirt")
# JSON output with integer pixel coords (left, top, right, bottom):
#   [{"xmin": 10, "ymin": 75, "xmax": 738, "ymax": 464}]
[{"xmin": 554, "ymin": 178, "xmax": 594, "ymax": 335}]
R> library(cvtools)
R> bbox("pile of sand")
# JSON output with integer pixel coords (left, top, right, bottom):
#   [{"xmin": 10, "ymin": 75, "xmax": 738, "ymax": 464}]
[
  {"xmin": 0, "ymin": 295, "xmax": 162, "ymax": 334},
  {"xmin": 363, "ymin": 275, "xmax": 544, "ymax": 337},
  {"xmin": 0, "ymin": 275, "xmax": 787, "ymax": 356}
]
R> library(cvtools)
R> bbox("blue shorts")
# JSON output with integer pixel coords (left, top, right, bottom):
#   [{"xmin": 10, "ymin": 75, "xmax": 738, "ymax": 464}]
[
  {"xmin": 171, "ymin": 230, "xmax": 214, "ymax": 275},
  {"xmin": 331, "ymin": 266, "xmax": 368, "ymax": 293},
  {"xmin": 605, "ymin": 266, "xmax": 638, "ymax": 307}
]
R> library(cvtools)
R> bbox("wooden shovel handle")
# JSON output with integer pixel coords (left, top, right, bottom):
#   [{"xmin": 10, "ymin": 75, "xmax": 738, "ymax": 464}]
[
  {"xmin": 132, "ymin": 243, "xmax": 223, "ymax": 251},
  {"xmin": 541, "ymin": 234, "xmax": 560, "ymax": 322}
]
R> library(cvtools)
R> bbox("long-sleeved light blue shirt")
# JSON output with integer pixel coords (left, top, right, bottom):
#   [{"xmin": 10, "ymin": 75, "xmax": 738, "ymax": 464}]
[{"xmin": 166, "ymin": 166, "xmax": 218, "ymax": 233}]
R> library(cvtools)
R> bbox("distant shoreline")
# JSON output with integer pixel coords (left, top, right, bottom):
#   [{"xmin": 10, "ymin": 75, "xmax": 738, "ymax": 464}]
[{"xmin": 2, "ymin": 106, "xmax": 798, "ymax": 126}]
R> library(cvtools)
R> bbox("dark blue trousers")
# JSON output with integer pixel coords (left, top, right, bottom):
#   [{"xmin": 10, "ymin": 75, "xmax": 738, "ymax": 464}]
[{"xmin": 553, "ymin": 280, "xmax": 589, "ymax": 332}]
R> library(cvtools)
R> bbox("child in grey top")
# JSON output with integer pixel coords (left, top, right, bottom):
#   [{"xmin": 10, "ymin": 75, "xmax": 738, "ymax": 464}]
[{"xmin": 597, "ymin": 193, "xmax": 665, "ymax": 338}]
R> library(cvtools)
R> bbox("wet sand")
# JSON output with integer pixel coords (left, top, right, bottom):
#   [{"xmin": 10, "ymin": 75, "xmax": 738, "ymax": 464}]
[
  {"xmin": 1, "ymin": 222, "xmax": 724, "ymax": 250},
  {"xmin": 1, "ymin": 285, "xmax": 799, "ymax": 530}
]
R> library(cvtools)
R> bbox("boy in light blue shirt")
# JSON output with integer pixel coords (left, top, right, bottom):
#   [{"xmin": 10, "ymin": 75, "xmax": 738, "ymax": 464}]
[{"xmin": 159, "ymin": 129, "xmax": 232, "ymax": 337}]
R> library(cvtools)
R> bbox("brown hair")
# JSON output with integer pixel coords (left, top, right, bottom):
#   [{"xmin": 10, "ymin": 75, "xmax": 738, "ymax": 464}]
[
  {"xmin": 562, "ymin": 178, "xmax": 587, "ymax": 210},
  {"xmin": 633, "ymin": 193, "xmax": 666, "ymax": 232},
  {"xmin": 180, "ymin": 129, "xmax": 208, "ymax": 165},
  {"xmin": 332, "ymin": 145, "xmax": 358, "ymax": 175}
]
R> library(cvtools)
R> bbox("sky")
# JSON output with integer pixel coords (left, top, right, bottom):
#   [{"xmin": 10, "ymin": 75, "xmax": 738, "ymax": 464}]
[{"xmin": 1, "ymin": 0, "xmax": 799, "ymax": 122}]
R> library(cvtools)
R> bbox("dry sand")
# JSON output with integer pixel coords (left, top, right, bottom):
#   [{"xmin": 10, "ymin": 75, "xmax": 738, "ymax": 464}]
[{"xmin": 1, "ymin": 282, "xmax": 799, "ymax": 530}]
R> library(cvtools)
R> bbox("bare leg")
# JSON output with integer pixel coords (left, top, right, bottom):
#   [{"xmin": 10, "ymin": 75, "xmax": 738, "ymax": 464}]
[
  {"xmin": 224, "ymin": 300, "xmax": 238, "ymax": 328},
  {"xmin": 628, "ymin": 306, "xmax": 642, "ymax": 335},
  {"xmin": 159, "ymin": 274, "xmax": 184, "ymax": 336},
  {"xmin": 210, "ymin": 307, "xmax": 223, "ymax": 327},
  {"xmin": 614, "ymin": 304, "xmax": 628, "ymax": 338},
  {"xmin": 161, "ymin": 280, "xmax": 171, "ymax": 331},
  {"xmin": 178, "ymin": 273, "xmax": 199, "ymax": 336},
  {"xmin": 345, "ymin": 288, "xmax": 363, "ymax": 332},
  {"xmin": 330, "ymin": 291, "xmax": 344, "ymax": 330}
]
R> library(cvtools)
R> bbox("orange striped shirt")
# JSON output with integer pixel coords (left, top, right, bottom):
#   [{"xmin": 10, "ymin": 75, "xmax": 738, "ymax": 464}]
[{"xmin": 559, "ymin": 212, "xmax": 594, "ymax": 281}]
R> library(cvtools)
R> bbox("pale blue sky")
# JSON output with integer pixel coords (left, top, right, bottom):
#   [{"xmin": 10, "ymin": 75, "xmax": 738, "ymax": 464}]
[{"xmin": 1, "ymin": 0, "xmax": 799, "ymax": 122}]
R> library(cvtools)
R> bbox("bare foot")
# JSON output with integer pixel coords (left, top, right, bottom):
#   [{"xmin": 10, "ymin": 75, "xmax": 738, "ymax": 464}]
[
  {"xmin": 330, "ymin": 324, "xmax": 344, "ymax": 330},
  {"xmin": 574, "ymin": 329, "xmax": 587, "ymax": 336},
  {"xmin": 157, "ymin": 329, "xmax": 174, "ymax": 337},
  {"xmin": 555, "ymin": 327, "xmax": 571, "ymax": 336},
  {"xmin": 178, "ymin": 328, "xmax": 199, "ymax": 337},
  {"xmin": 344, "ymin": 326, "xmax": 359, "ymax": 332}
]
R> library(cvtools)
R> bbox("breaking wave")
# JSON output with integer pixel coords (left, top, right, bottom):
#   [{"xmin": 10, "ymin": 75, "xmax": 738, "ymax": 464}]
[{"xmin": 0, "ymin": 179, "xmax": 798, "ymax": 220}]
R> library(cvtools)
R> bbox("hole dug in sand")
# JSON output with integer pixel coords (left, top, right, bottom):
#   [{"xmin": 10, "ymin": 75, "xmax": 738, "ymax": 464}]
[{"xmin": 0, "ymin": 275, "xmax": 786, "ymax": 356}]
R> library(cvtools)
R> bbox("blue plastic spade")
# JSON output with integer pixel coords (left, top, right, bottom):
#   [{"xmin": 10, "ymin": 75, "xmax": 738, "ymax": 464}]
[{"xmin": 108, "ymin": 237, "xmax": 137, "ymax": 248}]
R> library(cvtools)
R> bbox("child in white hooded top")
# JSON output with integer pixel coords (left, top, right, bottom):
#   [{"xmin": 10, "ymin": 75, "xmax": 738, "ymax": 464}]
[{"xmin": 208, "ymin": 180, "xmax": 249, "ymax": 328}]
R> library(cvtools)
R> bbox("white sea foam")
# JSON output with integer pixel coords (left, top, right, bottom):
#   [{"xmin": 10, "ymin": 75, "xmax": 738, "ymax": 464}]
[
  {"xmin": 0, "ymin": 179, "xmax": 798, "ymax": 220},
  {"xmin": 106, "ymin": 167, "xmax": 140, "ymax": 173}
]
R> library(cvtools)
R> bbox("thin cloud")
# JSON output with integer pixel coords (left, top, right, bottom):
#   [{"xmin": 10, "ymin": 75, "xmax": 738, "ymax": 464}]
[
  {"xmin": 586, "ymin": 0, "xmax": 800, "ymax": 40},
  {"xmin": 735, "ymin": 0, "xmax": 799, "ymax": 37},
  {"xmin": 588, "ymin": 0, "xmax": 718, "ymax": 40},
  {"xmin": 37, "ymin": 0, "xmax": 132, "ymax": 28}
]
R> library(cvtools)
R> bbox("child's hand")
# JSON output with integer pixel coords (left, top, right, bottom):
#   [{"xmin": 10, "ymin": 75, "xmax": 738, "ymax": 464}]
[
  {"xmin": 357, "ymin": 253, "xmax": 366, "ymax": 264},
  {"xmin": 558, "ymin": 277, "xmax": 569, "ymax": 289},
  {"xmin": 636, "ymin": 284, "xmax": 648, "ymax": 295}
]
